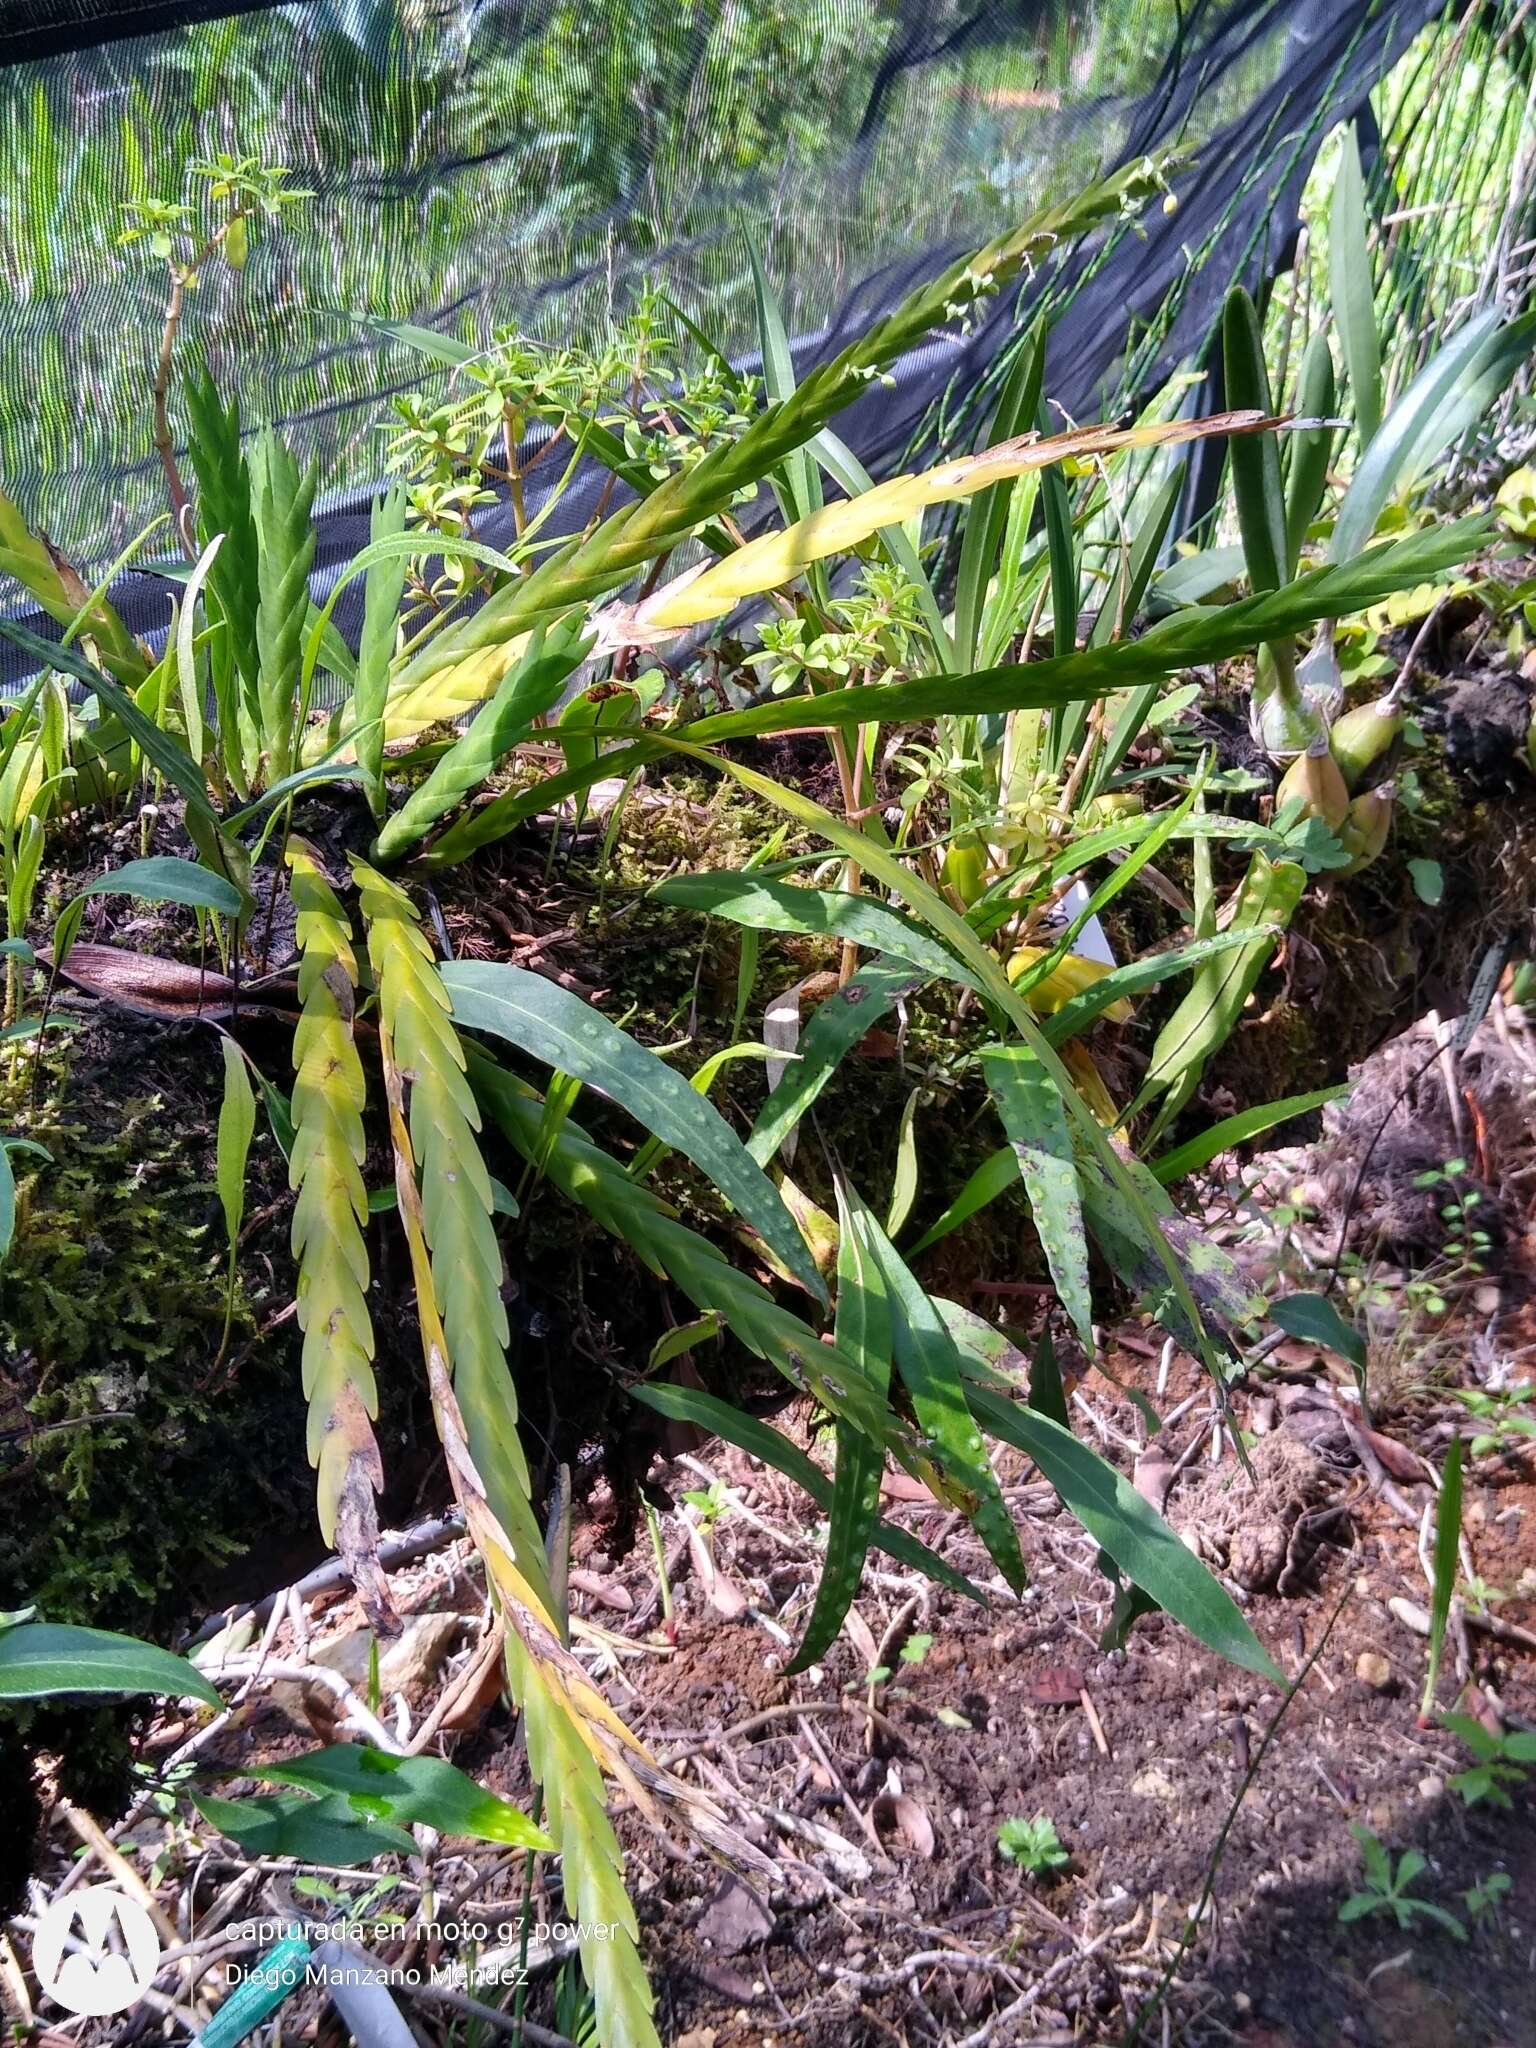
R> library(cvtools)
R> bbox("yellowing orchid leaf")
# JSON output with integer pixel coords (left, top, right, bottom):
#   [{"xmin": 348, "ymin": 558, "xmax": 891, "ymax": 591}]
[{"xmin": 629, "ymin": 411, "xmax": 1278, "ymax": 635}]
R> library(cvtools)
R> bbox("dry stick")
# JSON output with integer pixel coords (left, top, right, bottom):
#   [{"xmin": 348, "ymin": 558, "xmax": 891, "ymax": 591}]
[
  {"xmin": 1124, "ymin": 1585, "xmax": 1350, "ymax": 2045},
  {"xmin": 398, "ymin": 1980, "xmax": 577, "ymax": 2046},
  {"xmin": 151, "ymin": 214, "xmax": 244, "ymax": 559},
  {"xmin": 185, "ymin": 1511, "xmax": 464, "ymax": 1646},
  {"xmin": 56, "ymin": 1804, "xmax": 179, "ymax": 1948}
]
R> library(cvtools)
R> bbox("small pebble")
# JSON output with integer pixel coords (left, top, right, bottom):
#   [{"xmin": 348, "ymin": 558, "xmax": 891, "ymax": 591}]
[{"xmin": 1355, "ymin": 1651, "xmax": 1392, "ymax": 1689}]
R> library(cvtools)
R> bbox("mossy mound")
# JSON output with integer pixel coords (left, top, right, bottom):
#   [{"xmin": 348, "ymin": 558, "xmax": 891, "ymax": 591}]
[{"xmin": 0, "ymin": 1017, "xmax": 314, "ymax": 1640}]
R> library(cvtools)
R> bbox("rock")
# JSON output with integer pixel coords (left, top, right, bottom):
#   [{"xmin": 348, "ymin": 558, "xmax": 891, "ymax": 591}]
[
  {"xmin": 1131, "ymin": 1768, "xmax": 1178, "ymax": 1801},
  {"xmin": 1355, "ymin": 1651, "xmax": 1392, "ymax": 1690},
  {"xmin": 274, "ymin": 1611, "xmax": 466, "ymax": 1727},
  {"xmin": 698, "ymin": 1878, "xmax": 773, "ymax": 1955}
]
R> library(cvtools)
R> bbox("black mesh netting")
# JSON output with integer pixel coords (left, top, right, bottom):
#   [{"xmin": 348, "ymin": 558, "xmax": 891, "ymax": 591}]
[{"xmin": 0, "ymin": 0, "xmax": 1511, "ymax": 654}]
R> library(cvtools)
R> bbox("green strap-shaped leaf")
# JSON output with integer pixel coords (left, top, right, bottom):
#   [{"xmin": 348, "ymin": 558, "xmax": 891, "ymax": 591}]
[
  {"xmin": 353, "ymin": 482, "xmax": 410, "ymax": 820},
  {"xmin": 630, "ymin": 1381, "xmax": 981, "ymax": 1603},
  {"xmin": 1133, "ymin": 853, "xmax": 1306, "ymax": 1112},
  {"xmin": 848, "ymin": 1189, "xmax": 1027, "ymax": 1593},
  {"xmin": 908, "ymin": 1147, "xmax": 1019, "ymax": 1255},
  {"xmin": 1223, "ymin": 287, "xmax": 1286, "ymax": 594},
  {"xmin": 982, "ymin": 1043, "xmax": 1093, "ymax": 1349},
  {"xmin": 1041, "ymin": 925, "xmax": 1283, "ymax": 1044},
  {"xmin": 442, "ymin": 960, "xmax": 827, "ymax": 1305},
  {"xmin": 654, "ymin": 873, "xmax": 981, "ymax": 991},
  {"xmin": 1283, "ymin": 334, "xmax": 1338, "ymax": 574},
  {"xmin": 1151, "ymin": 1082, "xmax": 1350, "ymax": 1184},
  {"xmin": 961, "ymin": 1385, "xmax": 1281, "ymax": 1680},
  {"xmin": 468, "ymin": 1052, "xmax": 898, "ymax": 1452},
  {"xmin": 788, "ymin": 1180, "xmax": 894, "ymax": 1672},
  {"xmin": 0, "ymin": 1621, "xmax": 220, "ymax": 1705},
  {"xmin": 1329, "ymin": 124, "xmax": 1383, "ymax": 453}
]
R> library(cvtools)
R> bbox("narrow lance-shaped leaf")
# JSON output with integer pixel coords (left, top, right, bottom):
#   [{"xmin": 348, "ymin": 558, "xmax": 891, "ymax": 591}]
[
  {"xmin": 215, "ymin": 1033, "xmax": 256, "ymax": 1359},
  {"xmin": 1283, "ymin": 334, "xmax": 1338, "ymax": 574},
  {"xmin": 960, "ymin": 1381, "xmax": 1281, "ymax": 1679},
  {"xmin": 1133, "ymin": 853, "xmax": 1306, "ymax": 1114},
  {"xmin": 630, "ymin": 1381, "xmax": 981, "ymax": 1603},
  {"xmin": 1151, "ymin": 1082, "xmax": 1350, "ymax": 1183},
  {"xmin": 982, "ymin": 1043, "xmax": 1093, "ymax": 1348},
  {"xmin": 788, "ymin": 1180, "xmax": 894, "ymax": 1671},
  {"xmin": 353, "ymin": 482, "xmax": 409, "ymax": 819},
  {"xmin": 440, "ymin": 959, "xmax": 828, "ymax": 1305},
  {"xmin": 467, "ymin": 1052, "xmax": 901, "ymax": 1452},
  {"xmin": 1423, "ymin": 1436, "xmax": 1463, "ymax": 1717},
  {"xmin": 653, "ymin": 872, "xmax": 982, "ymax": 992},
  {"xmin": 749, "ymin": 960, "xmax": 921, "ymax": 1166},
  {"xmin": 1329, "ymin": 124, "xmax": 1383, "ymax": 452},
  {"xmin": 849, "ymin": 1187, "xmax": 1028, "ymax": 1593},
  {"xmin": 52, "ymin": 856, "xmax": 246, "ymax": 972}
]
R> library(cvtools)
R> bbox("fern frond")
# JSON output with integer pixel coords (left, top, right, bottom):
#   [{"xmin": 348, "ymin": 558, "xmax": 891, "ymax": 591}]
[
  {"xmin": 352, "ymin": 860, "xmax": 552, "ymax": 1611},
  {"xmin": 285, "ymin": 844, "xmax": 383, "ymax": 1556},
  {"xmin": 376, "ymin": 1020, "xmax": 661, "ymax": 2048}
]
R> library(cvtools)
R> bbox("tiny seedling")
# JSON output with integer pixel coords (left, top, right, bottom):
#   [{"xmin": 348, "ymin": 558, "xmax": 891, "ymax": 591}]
[
  {"xmin": 900, "ymin": 1633, "xmax": 934, "ymax": 1667},
  {"xmin": 1451, "ymin": 1381, "xmax": 1536, "ymax": 1458},
  {"xmin": 1463, "ymin": 1871, "xmax": 1511, "ymax": 1923},
  {"xmin": 681, "ymin": 1480, "xmax": 729, "ymax": 1531},
  {"xmin": 1338, "ymin": 1826, "xmax": 1465, "ymax": 1940},
  {"xmin": 1442, "ymin": 1713, "xmax": 1536, "ymax": 1809},
  {"xmin": 996, "ymin": 1814, "xmax": 1070, "ymax": 1877}
]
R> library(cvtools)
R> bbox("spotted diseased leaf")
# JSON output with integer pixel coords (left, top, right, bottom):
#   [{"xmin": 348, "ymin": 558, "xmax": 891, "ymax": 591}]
[
  {"xmin": 981, "ymin": 1043, "xmax": 1093, "ymax": 1348},
  {"xmin": 285, "ymin": 844, "xmax": 387, "ymax": 1612}
]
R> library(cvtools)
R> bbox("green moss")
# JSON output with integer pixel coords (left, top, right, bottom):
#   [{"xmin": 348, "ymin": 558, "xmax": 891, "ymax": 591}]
[{"xmin": 0, "ymin": 1093, "xmax": 304, "ymax": 1634}]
